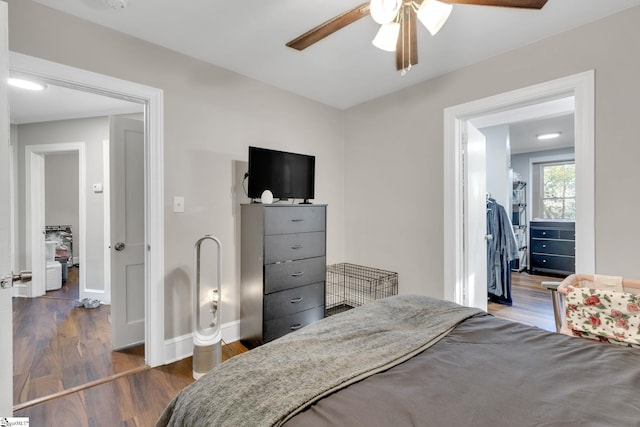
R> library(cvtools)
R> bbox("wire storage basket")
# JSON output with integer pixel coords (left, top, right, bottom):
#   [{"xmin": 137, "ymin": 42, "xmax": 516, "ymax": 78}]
[{"xmin": 325, "ymin": 263, "xmax": 398, "ymax": 316}]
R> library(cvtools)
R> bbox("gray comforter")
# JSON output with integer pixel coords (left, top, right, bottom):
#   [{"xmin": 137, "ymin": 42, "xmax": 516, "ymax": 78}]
[
  {"xmin": 287, "ymin": 314, "xmax": 640, "ymax": 427},
  {"xmin": 156, "ymin": 295, "xmax": 482, "ymax": 427}
]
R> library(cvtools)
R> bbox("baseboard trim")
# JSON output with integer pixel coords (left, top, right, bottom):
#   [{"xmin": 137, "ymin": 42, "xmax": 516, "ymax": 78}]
[
  {"xmin": 162, "ymin": 320, "xmax": 241, "ymax": 365},
  {"xmin": 82, "ymin": 288, "xmax": 107, "ymax": 304},
  {"xmin": 12, "ymin": 282, "xmax": 28, "ymax": 298}
]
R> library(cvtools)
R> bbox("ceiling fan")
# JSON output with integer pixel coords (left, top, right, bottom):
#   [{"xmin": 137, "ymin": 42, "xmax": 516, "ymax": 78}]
[{"xmin": 286, "ymin": 0, "xmax": 548, "ymax": 74}]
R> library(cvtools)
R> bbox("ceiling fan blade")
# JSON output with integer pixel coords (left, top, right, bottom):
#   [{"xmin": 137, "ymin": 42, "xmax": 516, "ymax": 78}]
[
  {"xmin": 396, "ymin": 5, "xmax": 418, "ymax": 71},
  {"xmin": 443, "ymin": 0, "xmax": 547, "ymax": 9},
  {"xmin": 286, "ymin": 2, "xmax": 371, "ymax": 51}
]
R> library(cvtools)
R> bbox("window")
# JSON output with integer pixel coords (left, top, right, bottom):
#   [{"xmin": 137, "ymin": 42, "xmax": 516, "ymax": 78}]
[{"xmin": 539, "ymin": 161, "xmax": 575, "ymax": 220}]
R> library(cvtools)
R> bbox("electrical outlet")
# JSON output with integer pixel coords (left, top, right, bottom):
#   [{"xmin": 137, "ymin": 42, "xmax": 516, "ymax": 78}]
[{"xmin": 173, "ymin": 196, "xmax": 185, "ymax": 213}]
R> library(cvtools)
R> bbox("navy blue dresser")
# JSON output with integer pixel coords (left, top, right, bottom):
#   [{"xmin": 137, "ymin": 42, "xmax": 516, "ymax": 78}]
[{"xmin": 530, "ymin": 221, "xmax": 575, "ymax": 276}]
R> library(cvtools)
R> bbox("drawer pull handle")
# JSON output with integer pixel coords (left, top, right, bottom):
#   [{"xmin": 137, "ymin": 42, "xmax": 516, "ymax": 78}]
[
  {"xmin": 290, "ymin": 324, "xmax": 303, "ymax": 331},
  {"xmin": 291, "ymin": 219, "xmax": 304, "ymax": 223},
  {"xmin": 542, "ymin": 245, "xmax": 546, "ymax": 248},
  {"xmin": 542, "ymin": 260, "xmax": 547, "ymax": 263},
  {"xmin": 291, "ymin": 245, "xmax": 303, "ymax": 250},
  {"xmin": 291, "ymin": 272, "xmax": 304, "ymax": 277},
  {"xmin": 290, "ymin": 297, "xmax": 303, "ymax": 303}
]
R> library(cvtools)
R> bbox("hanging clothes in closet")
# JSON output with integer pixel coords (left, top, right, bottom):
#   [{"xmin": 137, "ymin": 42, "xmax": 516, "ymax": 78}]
[{"xmin": 486, "ymin": 197, "xmax": 519, "ymax": 305}]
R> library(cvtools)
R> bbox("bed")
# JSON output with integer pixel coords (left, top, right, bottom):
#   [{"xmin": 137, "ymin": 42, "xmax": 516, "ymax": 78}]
[{"xmin": 156, "ymin": 294, "xmax": 640, "ymax": 427}]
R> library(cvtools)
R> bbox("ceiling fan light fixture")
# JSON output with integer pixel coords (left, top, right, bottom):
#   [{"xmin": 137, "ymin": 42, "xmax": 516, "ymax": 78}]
[
  {"xmin": 372, "ymin": 22, "xmax": 401, "ymax": 52},
  {"xmin": 417, "ymin": 0, "xmax": 453, "ymax": 36},
  {"xmin": 370, "ymin": 0, "xmax": 403, "ymax": 24}
]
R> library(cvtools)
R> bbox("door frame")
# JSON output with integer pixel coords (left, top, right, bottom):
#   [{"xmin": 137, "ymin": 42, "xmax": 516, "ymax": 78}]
[
  {"xmin": 24, "ymin": 142, "xmax": 86, "ymax": 299},
  {"xmin": 1, "ymin": 1, "xmax": 12, "ymax": 415},
  {"xmin": 10, "ymin": 51, "xmax": 166, "ymax": 367},
  {"xmin": 443, "ymin": 70, "xmax": 595, "ymax": 307}
]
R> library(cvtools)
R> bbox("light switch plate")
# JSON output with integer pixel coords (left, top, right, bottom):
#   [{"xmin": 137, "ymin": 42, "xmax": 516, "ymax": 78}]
[
  {"xmin": 173, "ymin": 196, "xmax": 185, "ymax": 213},
  {"xmin": 92, "ymin": 183, "xmax": 103, "ymax": 193}
]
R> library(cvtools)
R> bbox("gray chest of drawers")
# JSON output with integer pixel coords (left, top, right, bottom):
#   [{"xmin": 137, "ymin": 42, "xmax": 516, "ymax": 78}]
[
  {"xmin": 529, "ymin": 221, "xmax": 575, "ymax": 276},
  {"xmin": 240, "ymin": 204, "xmax": 326, "ymax": 347}
]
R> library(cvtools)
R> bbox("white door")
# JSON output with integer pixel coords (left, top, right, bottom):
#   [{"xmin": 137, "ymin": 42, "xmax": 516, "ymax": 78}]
[
  {"xmin": 464, "ymin": 123, "xmax": 488, "ymax": 311},
  {"xmin": 0, "ymin": 2, "xmax": 13, "ymax": 415},
  {"xmin": 110, "ymin": 116, "xmax": 145, "ymax": 349}
]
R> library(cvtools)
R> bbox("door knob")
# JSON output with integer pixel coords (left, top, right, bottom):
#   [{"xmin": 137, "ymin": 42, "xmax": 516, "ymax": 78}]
[{"xmin": 114, "ymin": 242, "xmax": 126, "ymax": 251}]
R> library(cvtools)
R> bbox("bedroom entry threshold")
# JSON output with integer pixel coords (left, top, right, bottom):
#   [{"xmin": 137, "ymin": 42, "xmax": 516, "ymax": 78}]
[{"xmin": 12, "ymin": 365, "xmax": 150, "ymax": 412}]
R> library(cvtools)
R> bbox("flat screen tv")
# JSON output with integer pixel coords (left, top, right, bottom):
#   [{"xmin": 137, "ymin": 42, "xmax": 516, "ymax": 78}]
[{"xmin": 247, "ymin": 146, "xmax": 315, "ymax": 202}]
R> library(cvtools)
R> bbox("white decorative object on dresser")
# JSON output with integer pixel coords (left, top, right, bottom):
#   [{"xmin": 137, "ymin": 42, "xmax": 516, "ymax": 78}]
[{"xmin": 240, "ymin": 204, "xmax": 326, "ymax": 348}]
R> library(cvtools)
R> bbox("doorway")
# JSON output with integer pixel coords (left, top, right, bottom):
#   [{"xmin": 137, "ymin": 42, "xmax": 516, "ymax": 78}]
[
  {"xmin": 478, "ymin": 109, "xmax": 576, "ymax": 331},
  {"xmin": 443, "ymin": 71, "xmax": 595, "ymax": 312},
  {"xmin": 10, "ymin": 97, "xmax": 148, "ymax": 407},
  {"xmin": 9, "ymin": 52, "xmax": 166, "ymax": 411},
  {"xmin": 22, "ymin": 142, "xmax": 87, "ymax": 300},
  {"xmin": 9, "ymin": 51, "xmax": 165, "ymax": 370}
]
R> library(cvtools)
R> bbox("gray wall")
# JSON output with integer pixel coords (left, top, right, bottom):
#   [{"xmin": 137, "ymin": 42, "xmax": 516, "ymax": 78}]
[
  {"xmin": 10, "ymin": 1, "xmax": 640, "ymax": 338},
  {"xmin": 7, "ymin": 0, "xmax": 347, "ymax": 339},
  {"xmin": 345, "ymin": 5, "xmax": 640, "ymax": 295},
  {"xmin": 482, "ymin": 125, "xmax": 511, "ymax": 208},
  {"xmin": 15, "ymin": 116, "xmax": 108, "ymax": 292}
]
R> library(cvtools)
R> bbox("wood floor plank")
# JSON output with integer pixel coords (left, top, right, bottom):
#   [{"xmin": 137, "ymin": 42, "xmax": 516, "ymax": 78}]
[
  {"xmin": 44, "ymin": 266, "xmax": 80, "ymax": 300},
  {"xmin": 13, "ymin": 270, "xmax": 146, "ymax": 405},
  {"xmin": 14, "ymin": 344, "xmax": 246, "ymax": 425},
  {"xmin": 487, "ymin": 271, "xmax": 560, "ymax": 332}
]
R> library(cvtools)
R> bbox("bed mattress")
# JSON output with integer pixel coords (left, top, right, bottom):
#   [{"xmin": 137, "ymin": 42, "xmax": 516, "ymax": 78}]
[
  {"xmin": 157, "ymin": 295, "xmax": 640, "ymax": 427},
  {"xmin": 286, "ymin": 314, "xmax": 640, "ymax": 426}
]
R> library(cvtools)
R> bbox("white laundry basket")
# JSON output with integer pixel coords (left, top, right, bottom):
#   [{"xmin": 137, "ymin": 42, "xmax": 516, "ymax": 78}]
[{"xmin": 46, "ymin": 261, "xmax": 62, "ymax": 291}]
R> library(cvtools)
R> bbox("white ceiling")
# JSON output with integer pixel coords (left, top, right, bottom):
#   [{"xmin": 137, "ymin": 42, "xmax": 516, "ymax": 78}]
[
  {"xmin": 30, "ymin": 0, "xmax": 640, "ymax": 109},
  {"xmin": 10, "ymin": 1, "xmax": 619, "ymax": 150},
  {"xmin": 474, "ymin": 96, "xmax": 575, "ymax": 154},
  {"xmin": 9, "ymin": 83, "xmax": 143, "ymax": 125},
  {"xmin": 509, "ymin": 113, "xmax": 574, "ymax": 155}
]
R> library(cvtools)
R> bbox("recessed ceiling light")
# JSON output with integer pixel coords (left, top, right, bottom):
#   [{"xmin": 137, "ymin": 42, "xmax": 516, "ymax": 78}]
[
  {"xmin": 8, "ymin": 77, "xmax": 47, "ymax": 91},
  {"xmin": 537, "ymin": 132, "xmax": 561, "ymax": 140}
]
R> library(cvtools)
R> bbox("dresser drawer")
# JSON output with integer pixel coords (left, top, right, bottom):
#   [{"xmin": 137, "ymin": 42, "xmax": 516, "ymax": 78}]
[
  {"xmin": 558, "ymin": 229, "xmax": 575, "ymax": 240},
  {"xmin": 531, "ymin": 239, "xmax": 575, "ymax": 256},
  {"xmin": 264, "ymin": 306, "xmax": 325, "ymax": 343},
  {"xmin": 530, "ymin": 228, "xmax": 560, "ymax": 239},
  {"xmin": 531, "ymin": 254, "xmax": 575, "ymax": 273},
  {"xmin": 264, "ymin": 206, "xmax": 325, "ymax": 235},
  {"xmin": 264, "ymin": 232, "xmax": 325, "ymax": 264},
  {"xmin": 264, "ymin": 256, "xmax": 326, "ymax": 294},
  {"xmin": 263, "ymin": 282, "xmax": 325, "ymax": 321}
]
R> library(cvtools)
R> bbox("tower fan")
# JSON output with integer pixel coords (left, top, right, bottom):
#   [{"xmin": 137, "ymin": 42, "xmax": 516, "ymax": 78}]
[{"xmin": 192, "ymin": 235, "xmax": 223, "ymax": 379}]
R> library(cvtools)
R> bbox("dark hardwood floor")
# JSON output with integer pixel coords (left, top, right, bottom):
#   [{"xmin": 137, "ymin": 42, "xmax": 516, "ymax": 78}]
[
  {"xmin": 488, "ymin": 271, "xmax": 562, "ymax": 332},
  {"xmin": 44, "ymin": 264, "xmax": 80, "ymax": 300},
  {"xmin": 14, "ymin": 341, "xmax": 248, "ymax": 426},
  {"xmin": 13, "ymin": 270, "xmax": 560, "ymax": 425},
  {"xmin": 13, "ymin": 266, "xmax": 146, "ymax": 406}
]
